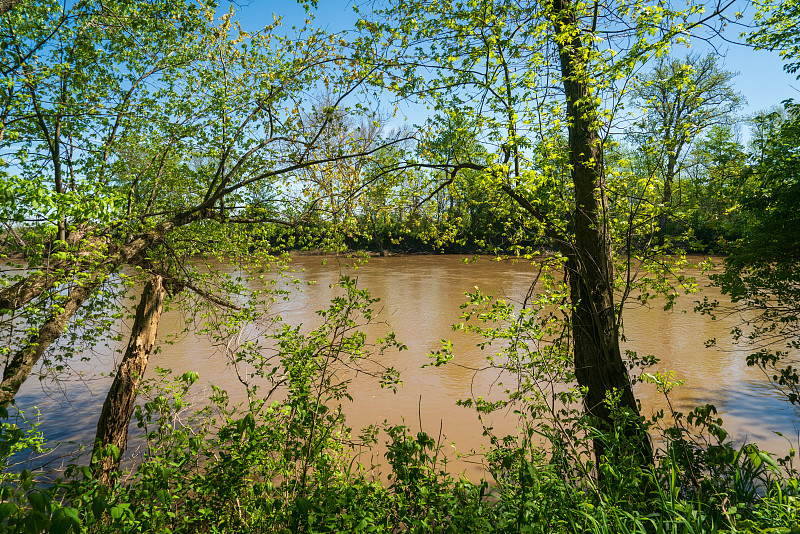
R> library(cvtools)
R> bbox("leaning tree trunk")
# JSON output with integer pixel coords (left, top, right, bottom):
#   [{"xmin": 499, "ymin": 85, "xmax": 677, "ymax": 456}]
[
  {"xmin": 0, "ymin": 210, "xmax": 207, "ymax": 408},
  {"xmin": 552, "ymin": 0, "xmax": 653, "ymax": 468},
  {"xmin": 0, "ymin": 280, "xmax": 101, "ymax": 407},
  {"xmin": 91, "ymin": 275, "xmax": 165, "ymax": 485}
]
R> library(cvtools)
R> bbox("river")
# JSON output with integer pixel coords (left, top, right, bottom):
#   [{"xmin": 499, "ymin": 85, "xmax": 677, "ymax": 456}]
[{"xmin": 9, "ymin": 254, "xmax": 800, "ymax": 479}]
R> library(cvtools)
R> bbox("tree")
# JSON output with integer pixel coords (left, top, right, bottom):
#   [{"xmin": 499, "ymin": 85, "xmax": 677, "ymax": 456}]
[
  {"xmin": 0, "ymin": 0, "xmax": 408, "ymax": 482},
  {"xmin": 682, "ymin": 125, "xmax": 748, "ymax": 248},
  {"xmin": 360, "ymin": 0, "xmax": 739, "ymax": 468},
  {"xmin": 91, "ymin": 275, "xmax": 165, "ymax": 484},
  {"xmin": 414, "ymin": 113, "xmax": 507, "ymax": 251},
  {"xmin": 695, "ymin": 0, "xmax": 800, "ymax": 407},
  {"xmin": 357, "ymin": 143, "xmax": 412, "ymax": 256},
  {"xmin": 631, "ymin": 54, "xmax": 743, "ymax": 233},
  {"xmin": 1, "ymin": 0, "xmax": 217, "ymax": 406},
  {"xmin": 291, "ymin": 105, "xmax": 404, "ymax": 252},
  {"xmin": 750, "ymin": 0, "xmax": 800, "ymax": 75},
  {"xmin": 704, "ymin": 102, "xmax": 800, "ymax": 404}
]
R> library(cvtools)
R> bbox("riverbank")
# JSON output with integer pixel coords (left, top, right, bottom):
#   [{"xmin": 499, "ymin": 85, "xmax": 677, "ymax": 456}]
[{"xmin": 3, "ymin": 254, "xmax": 799, "ymax": 532}]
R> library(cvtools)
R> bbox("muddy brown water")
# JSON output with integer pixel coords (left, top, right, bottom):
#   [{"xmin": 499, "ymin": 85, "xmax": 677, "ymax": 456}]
[{"xmin": 9, "ymin": 255, "xmax": 800, "ymax": 478}]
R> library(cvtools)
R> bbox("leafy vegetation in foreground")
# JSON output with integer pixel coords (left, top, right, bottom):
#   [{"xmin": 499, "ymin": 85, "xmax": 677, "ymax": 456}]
[{"xmin": 1, "ymin": 276, "xmax": 799, "ymax": 534}]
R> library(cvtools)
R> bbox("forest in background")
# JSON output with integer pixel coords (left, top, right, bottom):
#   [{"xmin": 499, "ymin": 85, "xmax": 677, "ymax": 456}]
[{"xmin": 1, "ymin": 0, "xmax": 799, "ymax": 531}]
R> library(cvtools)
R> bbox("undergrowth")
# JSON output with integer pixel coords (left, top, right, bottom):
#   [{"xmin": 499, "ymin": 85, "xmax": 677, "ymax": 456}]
[{"xmin": 1, "ymin": 275, "xmax": 799, "ymax": 533}]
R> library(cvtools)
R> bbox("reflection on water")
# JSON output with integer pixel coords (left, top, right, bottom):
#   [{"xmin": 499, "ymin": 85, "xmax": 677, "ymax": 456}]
[{"xmin": 9, "ymin": 254, "xmax": 800, "ymax": 477}]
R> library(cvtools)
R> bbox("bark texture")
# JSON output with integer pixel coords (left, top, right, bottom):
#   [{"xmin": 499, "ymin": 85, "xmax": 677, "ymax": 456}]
[
  {"xmin": 91, "ymin": 275, "xmax": 165, "ymax": 485},
  {"xmin": 0, "ymin": 0, "xmax": 24, "ymax": 16},
  {"xmin": 551, "ymin": 0, "xmax": 652, "ymax": 466},
  {"xmin": 0, "ymin": 281, "xmax": 100, "ymax": 406}
]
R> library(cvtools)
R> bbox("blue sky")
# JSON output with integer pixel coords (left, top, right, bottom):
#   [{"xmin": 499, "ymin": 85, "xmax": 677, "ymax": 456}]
[
  {"xmin": 233, "ymin": 1, "xmax": 799, "ymax": 126},
  {"xmin": 718, "ymin": 45, "xmax": 798, "ymax": 115}
]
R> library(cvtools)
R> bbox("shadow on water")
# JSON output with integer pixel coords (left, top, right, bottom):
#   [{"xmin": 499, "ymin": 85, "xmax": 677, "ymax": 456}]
[{"xmin": 676, "ymin": 380, "xmax": 800, "ymax": 448}]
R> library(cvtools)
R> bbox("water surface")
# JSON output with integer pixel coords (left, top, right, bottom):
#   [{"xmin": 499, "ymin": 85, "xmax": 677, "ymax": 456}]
[{"xmin": 10, "ymin": 255, "xmax": 800, "ymax": 477}]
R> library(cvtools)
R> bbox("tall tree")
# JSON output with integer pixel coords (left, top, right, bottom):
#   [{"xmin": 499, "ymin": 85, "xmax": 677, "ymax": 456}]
[
  {"xmin": 632, "ymin": 54, "xmax": 743, "ymax": 232},
  {"xmin": 361, "ymin": 0, "xmax": 738, "ymax": 467},
  {"xmin": 682, "ymin": 125, "xmax": 748, "ymax": 247}
]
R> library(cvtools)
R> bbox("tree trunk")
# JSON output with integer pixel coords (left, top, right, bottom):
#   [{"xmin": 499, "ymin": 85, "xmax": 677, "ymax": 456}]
[
  {"xmin": 91, "ymin": 275, "xmax": 165, "ymax": 485},
  {"xmin": 0, "ymin": 0, "xmax": 24, "ymax": 16},
  {"xmin": 0, "ymin": 210, "xmax": 209, "ymax": 407},
  {"xmin": 369, "ymin": 212, "xmax": 386, "ymax": 257},
  {"xmin": 659, "ymin": 153, "xmax": 677, "ymax": 232},
  {"xmin": 552, "ymin": 0, "xmax": 652, "ymax": 467},
  {"xmin": 0, "ymin": 281, "xmax": 101, "ymax": 407}
]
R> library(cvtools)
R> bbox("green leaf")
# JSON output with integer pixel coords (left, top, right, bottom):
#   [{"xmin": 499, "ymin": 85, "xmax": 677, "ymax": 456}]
[
  {"xmin": 758, "ymin": 450, "xmax": 780, "ymax": 471},
  {"xmin": 50, "ymin": 507, "xmax": 81, "ymax": 534},
  {"xmin": 0, "ymin": 502, "xmax": 18, "ymax": 521},
  {"xmin": 28, "ymin": 491, "xmax": 49, "ymax": 514}
]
